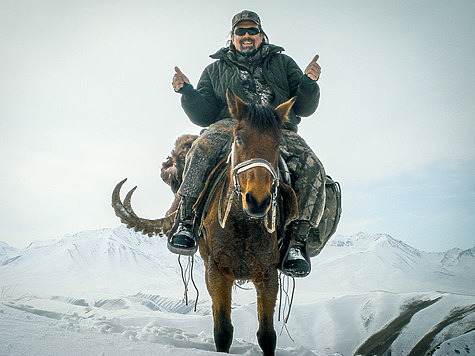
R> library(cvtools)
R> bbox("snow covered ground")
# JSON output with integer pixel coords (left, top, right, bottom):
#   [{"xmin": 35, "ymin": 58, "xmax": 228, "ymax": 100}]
[{"xmin": 0, "ymin": 226, "xmax": 473, "ymax": 355}]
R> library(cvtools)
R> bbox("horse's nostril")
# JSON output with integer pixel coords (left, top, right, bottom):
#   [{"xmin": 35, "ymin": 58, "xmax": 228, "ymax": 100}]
[
  {"xmin": 245, "ymin": 192, "xmax": 257, "ymax": 207},
  {"xmin": 262, "ymin": 194, "xmax": 271, "ymax": 208}
]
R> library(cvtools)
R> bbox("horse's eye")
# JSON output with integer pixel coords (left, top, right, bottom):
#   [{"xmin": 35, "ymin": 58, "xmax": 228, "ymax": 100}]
[{"xmin": 235, "ymin": 137, "xmax": 243, "ymax": 146}]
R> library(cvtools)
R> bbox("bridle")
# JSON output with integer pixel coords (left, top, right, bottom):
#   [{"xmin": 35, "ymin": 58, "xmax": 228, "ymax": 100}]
[{"xmin": 218, "ymin": 141, "xmax": 279, "ymax": 233}]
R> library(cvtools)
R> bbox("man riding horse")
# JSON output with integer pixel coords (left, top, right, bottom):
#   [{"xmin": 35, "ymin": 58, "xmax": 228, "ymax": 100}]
[{"xmin": 170, "ymin": 10, "xmax": 325, "ymax": 278}]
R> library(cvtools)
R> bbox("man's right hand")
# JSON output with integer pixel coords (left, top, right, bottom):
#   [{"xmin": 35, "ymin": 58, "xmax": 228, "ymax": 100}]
[{"xmin": 172, "ymin": 66, "xmax": 190, "ymax": 92}]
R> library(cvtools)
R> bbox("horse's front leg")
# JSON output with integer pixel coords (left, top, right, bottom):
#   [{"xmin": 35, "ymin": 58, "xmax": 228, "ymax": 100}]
[
  {"xmin": 254, "ymin": 268, "xmax": 279, "ymax": 356},
  {"xmin": 206, "ymin": 258, "xmax": 234, "ymax": 353}
]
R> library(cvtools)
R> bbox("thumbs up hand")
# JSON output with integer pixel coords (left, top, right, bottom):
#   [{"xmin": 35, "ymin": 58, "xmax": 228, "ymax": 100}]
[
  {"xmin": 172, "ymin": 66, "xmax": 190, "ymax": 92},
  {"xmin": 304, "ymin": 55, "xmax": 321, "ymax": 81}
]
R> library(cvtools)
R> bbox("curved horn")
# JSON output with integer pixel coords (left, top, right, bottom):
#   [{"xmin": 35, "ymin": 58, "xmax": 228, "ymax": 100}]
[
  {"xmin": 123, "ymin": 185, "xmax": 138, "ymax": 215},
  {"xmin": 111, "ymin": 178, "xmax": 175, "ymax": 237}
]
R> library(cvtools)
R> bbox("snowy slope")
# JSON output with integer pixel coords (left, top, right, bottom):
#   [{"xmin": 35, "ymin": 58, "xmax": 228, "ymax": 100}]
[
  {"xmin": 295, "ymin": 232, "xmax": 475, "ymax": 299},
  {"xmin": 0, "ymin": 226, "xmax": 205, "ymax": 297},
  {"xmin": 0, "ymin": 227, "xmax": 473, "ymax": 355},
  {"xmin": 2, "ymin": 228, "xmax": 472, "ymax": 297},
  {"xmin": 0, "ymin": 241, "xmax": 19, "ymax": 265}
]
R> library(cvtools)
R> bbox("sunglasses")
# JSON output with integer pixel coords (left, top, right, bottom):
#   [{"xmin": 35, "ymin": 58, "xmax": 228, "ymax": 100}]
[{"xmin": 233, "ymin": 27, "xmax": 261, "ymax": 36}]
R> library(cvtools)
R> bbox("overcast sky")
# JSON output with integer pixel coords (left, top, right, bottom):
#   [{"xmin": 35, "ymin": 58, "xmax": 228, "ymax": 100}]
[{"xmin": 1, "ymin": 0, "xmax": 474, "ymax": 251}]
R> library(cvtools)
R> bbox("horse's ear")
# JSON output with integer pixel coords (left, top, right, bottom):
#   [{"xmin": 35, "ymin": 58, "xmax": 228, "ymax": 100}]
[
  {"xmin": 227, "ymin": 88, "xmax": 249, "ymax": 120},
  {"xmin": 275, "ymin": 97, "xmax": 296, "ymax": 124}
]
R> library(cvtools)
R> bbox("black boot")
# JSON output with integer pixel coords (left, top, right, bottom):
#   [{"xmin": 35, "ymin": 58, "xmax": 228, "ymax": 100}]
[
  {"xmin": 281, "ymin": 221, "xmax": 311, "ymax": 278},
  {"xmin": 167, "ymin": 197, "xmax": 198, "ymax": 255}
]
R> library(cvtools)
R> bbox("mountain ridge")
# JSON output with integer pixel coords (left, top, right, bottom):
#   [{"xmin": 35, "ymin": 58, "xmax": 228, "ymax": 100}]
[{"xmin": 0, "ymin": 226, "xmax": 473, "ymax": 297}]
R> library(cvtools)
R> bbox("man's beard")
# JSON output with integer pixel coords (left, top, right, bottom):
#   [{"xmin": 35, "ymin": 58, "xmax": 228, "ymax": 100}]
[{"xmin": 239, "ymin": 37, "xmax": 256, "ymax": 53}]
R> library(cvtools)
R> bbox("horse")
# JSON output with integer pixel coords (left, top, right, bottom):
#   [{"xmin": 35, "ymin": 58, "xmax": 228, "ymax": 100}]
[{"xmin": 112, "ymin": 89, "xmax": 299, "ymax": 355}]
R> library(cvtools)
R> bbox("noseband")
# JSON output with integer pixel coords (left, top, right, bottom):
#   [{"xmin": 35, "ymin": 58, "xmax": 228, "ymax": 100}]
[{"xmin": 218, "ymin": 142, "xmax": 279, "ymax": 233}]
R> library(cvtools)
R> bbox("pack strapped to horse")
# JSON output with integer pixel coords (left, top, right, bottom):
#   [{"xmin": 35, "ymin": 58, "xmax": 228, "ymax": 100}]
[{"xmin": 307, "ymin": 175, "xmax": 342, "ymax": 257}]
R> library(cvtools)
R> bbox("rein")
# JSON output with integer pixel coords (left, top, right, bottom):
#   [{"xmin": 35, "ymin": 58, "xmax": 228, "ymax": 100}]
[{"xmin": 218, "ymin": 142, "xmax": 279, "ymax": 233}]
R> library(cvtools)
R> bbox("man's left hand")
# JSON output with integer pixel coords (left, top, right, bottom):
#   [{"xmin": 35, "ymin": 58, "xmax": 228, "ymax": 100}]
[{"xmin": 304, "ymin": 55, "xmax": 321, "ymax": 81}]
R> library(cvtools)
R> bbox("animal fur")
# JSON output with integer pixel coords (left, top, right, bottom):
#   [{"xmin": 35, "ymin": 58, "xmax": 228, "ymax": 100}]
[{"xmin": 160, "ymin": 134, "xmax": 198, "ymax": 216}]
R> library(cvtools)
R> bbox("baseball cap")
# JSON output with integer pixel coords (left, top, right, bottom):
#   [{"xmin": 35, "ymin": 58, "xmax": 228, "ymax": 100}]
[{"xmin": 232, "ymin": 10, "xmax": 261, "ymax": 28}]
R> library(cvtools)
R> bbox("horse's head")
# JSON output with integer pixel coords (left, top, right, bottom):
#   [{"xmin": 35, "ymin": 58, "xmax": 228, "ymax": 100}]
[{"xmin": 226, "ymin": 89, "xmax": 295, "ymax": 219}]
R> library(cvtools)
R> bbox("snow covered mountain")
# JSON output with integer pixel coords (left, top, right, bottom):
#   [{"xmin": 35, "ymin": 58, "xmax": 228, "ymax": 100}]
[
  {"xmin": 0, "ymin": 241, "xmax": 19, "ymax": 265},
  {"xmin": 296, "ymin": 232, "xmax": 475, "ymax": 299},
  {"xmin": 0, "ymin": 227, "xmax": 473, "ymax": 355},
  {"xmin": 1, "ymin": 227, "xmax": 472, "ymax": 297},
  {"xmin": 0, "ymin": 226, "xmax": 204, "ymax": 297}
]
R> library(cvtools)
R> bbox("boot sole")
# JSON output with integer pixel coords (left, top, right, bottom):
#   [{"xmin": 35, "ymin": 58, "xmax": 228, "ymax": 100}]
[
  {"xmin": 278, "ymin": 268, "xmax": 310, "ymax": 278},
  {"xmin": 167, "ymin": 242, "xmax": 198, "ymax": 256}
]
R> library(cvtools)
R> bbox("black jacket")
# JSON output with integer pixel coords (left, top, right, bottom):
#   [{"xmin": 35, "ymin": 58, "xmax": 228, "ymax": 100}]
[{"xmin": 179, "ymin": 44, "xmax": 320, "ymax": 132}]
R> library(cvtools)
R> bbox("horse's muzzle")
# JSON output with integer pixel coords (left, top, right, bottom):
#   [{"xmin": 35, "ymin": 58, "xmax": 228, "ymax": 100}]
[{"xmin": 243, "ymin": 192, "xmax": 271, "ymax": 218}]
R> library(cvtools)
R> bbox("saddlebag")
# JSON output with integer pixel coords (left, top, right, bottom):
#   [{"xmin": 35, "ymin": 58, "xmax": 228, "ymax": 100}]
[{"xmin": 307, "ymin": 175, "xmax": 342, "ymax": 257}]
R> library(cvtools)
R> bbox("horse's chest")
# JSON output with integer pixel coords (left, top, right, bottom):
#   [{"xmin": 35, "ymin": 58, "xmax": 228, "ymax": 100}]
[{"xmin": 211, "ymin": 226, "xmax": 279, "ymax": 279}]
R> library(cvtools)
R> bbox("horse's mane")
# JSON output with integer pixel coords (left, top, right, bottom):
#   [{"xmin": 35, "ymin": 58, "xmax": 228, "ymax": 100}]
[{"xmin": 244, "ymin": 104, "xmax": 282, "ymax": 133}]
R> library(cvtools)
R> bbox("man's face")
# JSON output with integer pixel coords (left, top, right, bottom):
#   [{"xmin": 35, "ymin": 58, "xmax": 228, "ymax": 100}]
[{"xmin": 231, "ymin": 20, "xmax": 264, "ymax": 53}]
